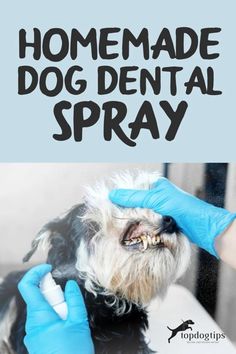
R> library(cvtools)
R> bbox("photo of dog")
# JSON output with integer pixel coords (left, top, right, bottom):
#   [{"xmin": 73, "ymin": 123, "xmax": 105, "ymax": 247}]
[{"xmin": 0, "ymin": 170, "xmax": 191, "ymax": 354}]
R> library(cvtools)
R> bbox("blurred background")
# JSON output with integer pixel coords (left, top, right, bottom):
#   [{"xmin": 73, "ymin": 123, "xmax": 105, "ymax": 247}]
[{"xmin": 0, "ymin": 163, "xmax": 236, "ymax": 344}]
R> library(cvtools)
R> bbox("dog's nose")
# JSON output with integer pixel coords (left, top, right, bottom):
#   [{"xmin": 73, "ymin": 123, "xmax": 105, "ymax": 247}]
[{"xmin": 161, "ymin": 216, "xmax": 178, "ymax": 234}]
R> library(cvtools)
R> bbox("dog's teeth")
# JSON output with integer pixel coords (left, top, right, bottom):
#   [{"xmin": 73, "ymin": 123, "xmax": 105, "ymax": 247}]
[
  {"xmin": 124, "ymin": 237, "xmax": 144, "ymax": 246},
  {"xmin": 124, "ymin": 233, "xmax": 165, "ymax": 250},
  {"xmin": 152, "ymin": 235, "xmax": 160, "ymax": 245},
  {"xmin": 156, "ymin": 236, "xmax": 161, "ymax": 245},
  {"xmin": 141, "ymin": 235, "xmax": 148, "ymax": 250},
  {"xmin": 151, "ymin": 236, "xmax": 157, "ymax": 245},
  {"xmin": 147, "ymin": 234, "xmax": 152, "ymax": 245},
  {"xmin": 143, "ymin": 239, "xmax": 148, "ymax": 250},
  {"xmin": 124, "ymin": 240, "xmax": 131, "ymax": 245}
]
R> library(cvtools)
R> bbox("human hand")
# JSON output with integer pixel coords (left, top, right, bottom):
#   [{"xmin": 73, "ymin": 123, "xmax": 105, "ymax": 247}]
[
  {"xmin": 18, "ymin": 264, "xmax": 94, "ymax": 354},
  {"xmin": 109, "ymin": 177, "xmax": 236, "ymax": 257}
]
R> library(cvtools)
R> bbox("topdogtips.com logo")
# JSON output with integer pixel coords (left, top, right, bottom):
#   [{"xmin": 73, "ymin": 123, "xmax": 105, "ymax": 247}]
[{"xmin": 167, "ymin": 319, "xmax": 226, "ymax": 344}]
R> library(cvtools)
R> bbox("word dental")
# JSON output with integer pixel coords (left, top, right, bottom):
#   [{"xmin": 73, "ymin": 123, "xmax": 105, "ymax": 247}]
[{"xmin": 18, "ymin": 27, "xmax": 222, "ymax": 146}]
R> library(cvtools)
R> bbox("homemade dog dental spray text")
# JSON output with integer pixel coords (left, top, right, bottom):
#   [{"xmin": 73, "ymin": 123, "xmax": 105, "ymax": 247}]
[{"xmin": 40, "ymin": 272, "xmax": 68, "ymax": 320}]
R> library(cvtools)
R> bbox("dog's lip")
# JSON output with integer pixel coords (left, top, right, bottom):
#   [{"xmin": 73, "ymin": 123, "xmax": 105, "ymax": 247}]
[{"xmin": 122, "ymin": 222, "xmax": 144, "ymax": 241}]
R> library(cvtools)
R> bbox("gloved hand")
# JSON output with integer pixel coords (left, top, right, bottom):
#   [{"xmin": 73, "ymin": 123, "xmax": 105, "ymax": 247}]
[
  {"xmin": 109, "ymin": 177, "xmax": 236, "ymax": 257},
  {"xmin": 18, "ymin": 264, "xmax": 94, "ymax": 354}
]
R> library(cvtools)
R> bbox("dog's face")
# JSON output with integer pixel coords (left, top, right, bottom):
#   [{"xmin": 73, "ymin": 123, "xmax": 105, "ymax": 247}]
[{"xmin": 76, "ymin": 171, "xmax": 191, "ymax": 308}]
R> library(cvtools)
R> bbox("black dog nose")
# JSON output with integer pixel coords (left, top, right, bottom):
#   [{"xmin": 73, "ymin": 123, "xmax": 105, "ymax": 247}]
[{"xmin": 162, "ymin": 216, "xmax": 178, "ymax": 234}]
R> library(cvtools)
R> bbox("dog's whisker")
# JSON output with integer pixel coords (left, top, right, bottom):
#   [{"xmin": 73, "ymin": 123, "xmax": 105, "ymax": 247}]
[{"xmin": 111, "ymin": 215, "xmax": 133, "ymax": 220}]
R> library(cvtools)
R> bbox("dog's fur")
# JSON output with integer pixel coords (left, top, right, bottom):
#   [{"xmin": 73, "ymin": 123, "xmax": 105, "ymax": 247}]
[{"xmin": 0, "ymin": 171, "xmax": 191, "ymax": 353}]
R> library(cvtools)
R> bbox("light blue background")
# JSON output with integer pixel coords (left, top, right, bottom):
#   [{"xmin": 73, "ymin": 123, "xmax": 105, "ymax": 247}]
[{"xmin": 0, "ymin": 0, "xmax": 235, "ymax": 162}]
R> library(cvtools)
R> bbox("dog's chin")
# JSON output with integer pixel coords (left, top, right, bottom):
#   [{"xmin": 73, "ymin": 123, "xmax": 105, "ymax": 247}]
[
  {"xmin": 115, "ymin": 228, "xmax": 189, "ymax": 306},
  {"xmin": 89, "ymin": 237, "xmax": 186, "ymax": 307},
  {"xmin": 108, "ymin": 248, "xmax": 179, "ymax": 307},
  {"xmin": 76, "ymin": 223, "xmax": 189, "ymax": 310}
]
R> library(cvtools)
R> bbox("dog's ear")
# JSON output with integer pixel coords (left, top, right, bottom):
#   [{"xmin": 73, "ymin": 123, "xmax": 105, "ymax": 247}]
[
  {"xmin": 22, "ymin": 226, "xmax": 51, "ymax": 263},
  {"xmin": 23, "ymin": 204, "xmax": 88, "ymax": 267}
]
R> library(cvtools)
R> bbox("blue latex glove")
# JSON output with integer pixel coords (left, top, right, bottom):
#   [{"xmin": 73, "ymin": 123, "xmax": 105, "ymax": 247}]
[
  {"xmin": 109, "ymin": 177, "xmax": 236, "ymax": 257},
  {"xmin": 18, "ymin": 264, "xmax": 94, "ymax": 354}
]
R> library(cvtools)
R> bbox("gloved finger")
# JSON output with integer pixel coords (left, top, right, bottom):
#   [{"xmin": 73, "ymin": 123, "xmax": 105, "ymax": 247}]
[
  {"xmin": 65, "ymin": 280, "xmax": 88, "ymax": 324},
  {"xmin": 18, "ymin": 264, "xmax": 53, "ymax": 309},
  {"xmin": 152, "ymin": 177, "xmax": 190, "ymax": 197},
  {"xmin": 109, "ymin": 189, "xmax": 149, "ymax": 208},
  {"xmin": 152, "ymin": 177, "xmax": 169, "ymax": 189}
]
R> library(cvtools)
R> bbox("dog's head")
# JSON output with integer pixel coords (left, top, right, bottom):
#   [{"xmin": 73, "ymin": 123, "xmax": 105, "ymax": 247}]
[
  {"xmin": 24, "ymin": 170, "xmax": 191, "ymax": 312},
  {"xmin": 79, "ymin": 171, "xmax": 190, "ymax": 306}
]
